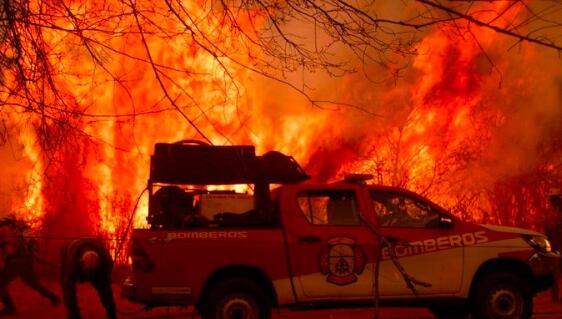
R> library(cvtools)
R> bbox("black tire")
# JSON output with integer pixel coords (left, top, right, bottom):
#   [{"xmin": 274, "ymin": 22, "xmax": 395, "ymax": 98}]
[
  {"xmin": 472, "ymin": 271, "xmax": 533, "ymax": 319},
  {"xmin": 429, "ymin": 304, "xmax": 469, "ymax": 319},
  {"xmin": 199, "ymin": 277, "xmax": 272, "ymax": 319}
]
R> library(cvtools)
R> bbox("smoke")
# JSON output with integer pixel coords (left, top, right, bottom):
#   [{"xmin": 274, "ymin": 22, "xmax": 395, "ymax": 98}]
[
  {"xmin": 483, "ymin": 49, "xmax": 562, "ymax": 176},
  {"xmin": 245, "ymin": 7, "xmax": 562, "ymax": 229},
  {"xmin": 1, "ymin": 0, "xmax": 561, "ymax": 242}
]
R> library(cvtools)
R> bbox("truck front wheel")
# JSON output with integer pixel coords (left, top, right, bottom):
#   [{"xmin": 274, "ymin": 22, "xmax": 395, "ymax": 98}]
[
  {"xmin": 200, "ymin": 278, "xmax": 271, "ymax": 319},
  {"xmin": 472, "ymin": 271, "xmax": 532, "ymax": 319}
]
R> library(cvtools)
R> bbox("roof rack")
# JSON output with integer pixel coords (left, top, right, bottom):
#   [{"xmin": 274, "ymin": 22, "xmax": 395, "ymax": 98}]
[{"xmin": 150, "ymin": 140, "xmax": 310, "ymax": 185}]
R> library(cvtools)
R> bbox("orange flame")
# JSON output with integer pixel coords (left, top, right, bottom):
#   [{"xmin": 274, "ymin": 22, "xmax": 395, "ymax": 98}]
[{"xmin": 2, "ymin": 0, "xmax": 560, "ymax": 254}]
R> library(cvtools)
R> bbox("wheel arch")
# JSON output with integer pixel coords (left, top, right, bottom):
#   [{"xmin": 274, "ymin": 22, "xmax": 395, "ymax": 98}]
[
  {"xmin": 468, "ymin": 257, "xmax": 534, "ymax": 299},
  {"xmin": 197, "ymin": 265, "xmax": 278, "ymax": 309}
]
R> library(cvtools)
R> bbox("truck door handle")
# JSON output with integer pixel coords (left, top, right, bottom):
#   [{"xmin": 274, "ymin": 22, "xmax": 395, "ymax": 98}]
[
  {"xmin": 298, "ymin": 235, "xmax": 321, "ymax": 244},
  {"xmin": 148, "ymin": 237, "xmax": 162, "ymax": 244}
]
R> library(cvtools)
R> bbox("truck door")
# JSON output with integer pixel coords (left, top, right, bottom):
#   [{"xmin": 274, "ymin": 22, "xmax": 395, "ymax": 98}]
[
  {"xmin": 284, "ymin": 186, "xmax": 378, "ymax": 301},
  {"xmin": 128, "ymin": 230, "xmax": 178, "ymax": 302},
  {"xmin": 370, "ymin": 190, "xmax": 464, "ymax": 296}
]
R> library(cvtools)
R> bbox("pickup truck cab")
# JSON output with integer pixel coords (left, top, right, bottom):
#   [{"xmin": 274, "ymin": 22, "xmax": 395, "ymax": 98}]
[{"xmin": 122, "ymin": 141, "xmax": 560, "ymax": 319}]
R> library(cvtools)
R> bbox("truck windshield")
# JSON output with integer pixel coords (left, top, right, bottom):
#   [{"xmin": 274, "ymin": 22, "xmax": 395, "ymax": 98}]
[{"xmin": 370, "ymin": 191, "xmax": 440, "ymax": 228}]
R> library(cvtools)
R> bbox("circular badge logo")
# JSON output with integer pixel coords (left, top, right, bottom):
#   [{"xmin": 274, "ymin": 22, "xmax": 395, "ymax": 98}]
[{"xmin": 319, "ymin": 237, "xmax": 366, "ymax": 285}]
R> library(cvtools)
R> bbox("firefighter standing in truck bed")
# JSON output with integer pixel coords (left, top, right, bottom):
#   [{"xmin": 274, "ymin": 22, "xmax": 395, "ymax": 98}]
[
  {"xmin": 0, "ymin": 216, "xmax": 61, "ymax": 316},
  {"xmin": 60, "ymin": 238, "xmax": 116, "ymax": 319}
]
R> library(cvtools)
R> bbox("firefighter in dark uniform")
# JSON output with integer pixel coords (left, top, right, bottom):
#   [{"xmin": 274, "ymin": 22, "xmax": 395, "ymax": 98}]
[
  {"xmin": 0, "ymin": 217, "xmax": 61, "ymax": 315},
  {"xmin": 60, "ymin": 238, "xmax": 116, "ymax": 319}
]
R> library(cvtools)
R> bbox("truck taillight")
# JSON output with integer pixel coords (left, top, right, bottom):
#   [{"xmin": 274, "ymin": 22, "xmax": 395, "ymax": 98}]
[{"xmin": 131, "ymin": 240, "xmax": 154, "ymax": 272}]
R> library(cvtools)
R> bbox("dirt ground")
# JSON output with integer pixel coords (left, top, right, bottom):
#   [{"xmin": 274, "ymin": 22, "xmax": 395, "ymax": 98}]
[{"xmin": 2, "ymin": 278, "xmax": 562, "ymax": 319}]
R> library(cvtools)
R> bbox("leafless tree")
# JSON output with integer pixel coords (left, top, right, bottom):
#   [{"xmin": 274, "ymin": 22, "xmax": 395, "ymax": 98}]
[
  {"xmin": 0, "ymin": 0, "xmax": 560, "ymax": 142},
  {"xmin": 0, "ymin": 0, "xmax": 561, "ymax": 248}
]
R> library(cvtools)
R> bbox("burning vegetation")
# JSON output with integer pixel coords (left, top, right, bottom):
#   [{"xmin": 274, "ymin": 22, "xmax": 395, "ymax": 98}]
[{"xmin": 0, "ymin": 0, "xmax": 560, "ymax": 257}]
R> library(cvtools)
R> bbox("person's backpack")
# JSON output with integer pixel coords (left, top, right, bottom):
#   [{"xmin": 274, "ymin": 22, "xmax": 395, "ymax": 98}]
[{"xmin": 0, "ymin": 216, "xmax": 35, "ymax": 256}]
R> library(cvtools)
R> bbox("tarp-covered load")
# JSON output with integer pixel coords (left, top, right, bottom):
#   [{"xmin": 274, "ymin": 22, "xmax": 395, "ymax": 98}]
[{"xmin": 150, "ymin": 140, "xmax": 309, "ymax": 185}]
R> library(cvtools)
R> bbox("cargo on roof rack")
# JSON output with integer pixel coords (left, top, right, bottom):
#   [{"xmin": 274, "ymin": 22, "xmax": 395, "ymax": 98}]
[{"xmin": 149, "ymin": 140, "xmax": 309, "ymax": 185}]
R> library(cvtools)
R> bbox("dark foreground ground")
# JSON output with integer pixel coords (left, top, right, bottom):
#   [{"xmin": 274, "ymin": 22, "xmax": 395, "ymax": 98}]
[{"xmin": 4, "ymin": 278, "xmax": 562, "ymax": 319}]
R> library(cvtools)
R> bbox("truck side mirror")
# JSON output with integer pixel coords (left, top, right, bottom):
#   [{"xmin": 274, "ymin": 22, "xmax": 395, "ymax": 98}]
[{"xmin": 440, "ymin": 216, "xmax": 454, "ymax": 228}]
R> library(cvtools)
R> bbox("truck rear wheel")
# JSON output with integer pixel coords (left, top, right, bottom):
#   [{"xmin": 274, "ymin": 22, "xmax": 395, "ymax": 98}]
[
  {"xmin": 200, "ymin": 278, "xmax": 271, "ymax": 319},
  {"xmin": 472, "ymin": 271, "xmax": 532, "ymax": 319}
]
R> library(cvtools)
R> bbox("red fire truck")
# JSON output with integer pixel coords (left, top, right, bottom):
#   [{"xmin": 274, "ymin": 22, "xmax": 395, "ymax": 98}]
[{"xmin": 122, "ymin": 141, "xmax": 560, "ymax": 319}]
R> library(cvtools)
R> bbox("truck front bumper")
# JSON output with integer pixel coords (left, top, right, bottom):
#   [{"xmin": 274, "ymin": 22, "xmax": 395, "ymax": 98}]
[{"xmin": 528, "ymin": 251, "xmax": 561, "ymax": 293}]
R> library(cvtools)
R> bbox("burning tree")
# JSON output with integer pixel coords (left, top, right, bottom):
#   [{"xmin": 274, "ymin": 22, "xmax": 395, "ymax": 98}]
[{"xmin": 0, "ymin": 0, "xmax": 561, "ymax": 256}]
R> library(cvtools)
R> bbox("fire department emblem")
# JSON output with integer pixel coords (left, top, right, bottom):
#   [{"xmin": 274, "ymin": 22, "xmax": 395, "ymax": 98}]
[{"xmin": 319, "ymin": 237, "xmax": 366, "ymax": 285}]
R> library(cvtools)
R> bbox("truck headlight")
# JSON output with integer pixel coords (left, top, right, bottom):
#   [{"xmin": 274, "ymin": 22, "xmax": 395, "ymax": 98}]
[{"xmin": 523, "ymin": 235, "xmax": 552, "ymax": 253}]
